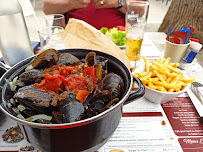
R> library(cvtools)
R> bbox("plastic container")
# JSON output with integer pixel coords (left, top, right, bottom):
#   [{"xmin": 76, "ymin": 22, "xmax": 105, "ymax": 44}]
[
  {"xmin": 181, "ymin": 41, "xmax": 202, "ymax": 63},
  {"xmin": 164, "ymin": 39, "xmax": 190, "ymax": 63},
  {"xmin": 0, "ymin": 0, "xmax": 34, "ymax": 66},
  {"xmin": 190, "ymin": 38, "xmax": 200, "ymax": 43}
]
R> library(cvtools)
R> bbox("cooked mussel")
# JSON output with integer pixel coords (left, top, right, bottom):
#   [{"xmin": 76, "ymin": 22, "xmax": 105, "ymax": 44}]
[
  {"xmin": 13, "ymin": 86, "xmax": 57, "ymax": 114},
  {"xmin": 57, "ymin": 53, "xmax": 81, "ymax": 66},
  {"xmin": 19, "ymin": 69, "xmax": 44, "ymax": 85},
  {"xmin": 57, "ymin": 92, "xmax": 84, "ymax": 123},
  {"xmin": 25, "ymin": 49, "xmax": 60, "ymax": 71},
  {"xmin": 84, "ymin": 90, "xmax": 112, "ymax": 118},
  {"xmin": 85, "ymin": 52, "xmax": 96, "ymax": 67},
  {"xmin": 95, "ymin": 56, "xmax": 108, "ymax": 78},
  {"xmin": 102, "ymin": 73, "xmax": 124, "ymax": 99}
]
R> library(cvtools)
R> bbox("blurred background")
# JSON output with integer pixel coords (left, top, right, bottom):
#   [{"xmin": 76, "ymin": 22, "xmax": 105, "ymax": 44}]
[
  {"xmin": 20, "ymin": 0, "xmax": 203, "ymax": 67},
  {"xmin": 23, "ymin": 0, "xmax": 171, "ymax": 38}
]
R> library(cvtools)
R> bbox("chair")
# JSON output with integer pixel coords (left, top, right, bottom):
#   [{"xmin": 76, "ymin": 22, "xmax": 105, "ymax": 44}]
[{"xmin": 18, "ymin": 0, "xmax": 41, "ymax": 29}]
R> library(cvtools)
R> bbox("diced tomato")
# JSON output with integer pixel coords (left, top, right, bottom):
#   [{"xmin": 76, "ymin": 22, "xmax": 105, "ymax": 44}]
[
  {"xmin": 64, "ymin": 74, "xmax": 87, "ymax": 91},
  {"xmin": 83, "ymin": 66, "xmax": 97, "ymax": 86},
  {"xmin": 59, "ymin": 65, "xmax": 76, "ymax": 77},
  {"xmin": 116, "ymin": 25, "xmax": 125, "ymax": 31},
  {"xmin": 76, "ymin": 90, "xmax": 90, "ymax": 103},
  {"xmin": 43, "ymin": 78, "xmax": 63, "ymax": 92},
  {"xmin": 34, "ymin": 79, "xmax": 46, "ymax": 88},
  {"xmin": 34, "ymin": 73, "xmax": 65, "ymax": 92},
  {"xmin": 43, "ymin": 73, "xmax": 65, "ymax": 80}
]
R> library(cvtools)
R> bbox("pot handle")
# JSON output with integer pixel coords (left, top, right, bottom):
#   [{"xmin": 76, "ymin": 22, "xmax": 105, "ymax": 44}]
[{"xmin": 124, "ymin": 76, "xmax": 145, "ymax": 105}]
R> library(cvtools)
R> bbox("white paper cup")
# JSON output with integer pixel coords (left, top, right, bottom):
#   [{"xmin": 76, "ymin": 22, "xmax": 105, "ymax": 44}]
[{"xmin": 164, "ymin": 40, "xmax": 190, "ymax": 63}]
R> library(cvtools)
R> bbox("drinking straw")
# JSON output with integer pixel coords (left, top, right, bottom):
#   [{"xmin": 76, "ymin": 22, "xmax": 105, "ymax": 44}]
[{"xmin": 169, "ymin": 26, "xmax": 173, "ymax": 36}]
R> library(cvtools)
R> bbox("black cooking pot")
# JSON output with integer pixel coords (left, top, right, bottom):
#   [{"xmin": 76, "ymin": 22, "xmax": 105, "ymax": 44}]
[{"xmin": 0, "ymin": 49, "xmax": 144, "ymax": 152}]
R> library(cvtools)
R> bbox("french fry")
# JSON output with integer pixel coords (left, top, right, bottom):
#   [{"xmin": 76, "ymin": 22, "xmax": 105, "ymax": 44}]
[
  {"xmin": 141, "ymin": 78, "xmax": 149, "ymax": 85},
  {"xmin": 156, "ymin": 59, "xmax": 161, "ymax": 64},
  {"xmin": 164, "ymin": 57, "xmax": 171, "ymax": 65},
  {"xmin": 153, "ymin": 80, "xmax": 176, "ymax": 90},
  {"xmin": 157, "ymin": 67, "xmax": 167, "ymax": 75},
  {"xmin": 166, "ymin": 71, "xmax": 178, "ymax": 77},
  {"xmin": 180, "ymin": 78, "xmax": 195, "ymax": 83},
  {"xmin": 175, "ymin": 88, "xmax": 181, "ymax": 92},
  {"xmin": 135, "ymin": 57, "xmax": 195, "ymax": 93},
  {"xmin": 166, "ymin": 77, "xmax": 172, "ymax": 83},
  {"xmin": 143, "ymin": 57, "xmax": 150, "ymax": 73},
  {"xmin": 169, "ymin": 63, "xmax": 179, "ymax": 68},
  {"xmin": 148, "ymin": 78, "xmax": 159, "ymax": 82},
  {"xmin": 156, "ymin": 86, "xmax": 167, "ymax": 92},
  {"xmin": 163, "ymin": 64, "xmax": 182, "ymax": 74},
  {"xmin": 150, "ymin": 64, "xmax": 158, "ymax": 70},
  {"xmin": 140, "ymin": 72, "xmax": 153, "ymax": 81},
  {"xmin": 148, "ymin": 82, "xmax": 157, "ymax": 90},
  {"xmin": 152, "ymin": 61, "xmax": 170, "ymax": 72},
  {"xmin": 168, "ymin": 88, "xmax": 175, "ymax": 92},
  {"xmin": 134, "ymin": 73, "xmax": 141, "ymax": 78},
  {"xmin": 134, "ymin": 72, "xmax": 148, "ymax": 78},
  {"xmin": 160, "ymin": 58, "xmax": 166, "ymax": 63},
  {"xmin": 171, "ymin": 74, "xmax": 182, "ymax": 85},
  {"xmin": 153, "ymin": 69, "xmax": 166, "ymax": 82}
]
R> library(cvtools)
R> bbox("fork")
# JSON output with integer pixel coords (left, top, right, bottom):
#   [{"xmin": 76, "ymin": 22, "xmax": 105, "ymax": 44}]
[{"xmin": 192, "ymin": 81, "xmax": 203, "ymax": 87}]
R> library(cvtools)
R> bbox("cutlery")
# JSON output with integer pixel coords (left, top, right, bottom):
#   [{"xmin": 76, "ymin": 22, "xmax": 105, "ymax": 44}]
[
  {"xmin": 191, "ymin": 81, "xmax": 203, "ymax": 104},
  {"xmin": 187, "ymin": 89, "xmax": 203, "ymax": 124}
]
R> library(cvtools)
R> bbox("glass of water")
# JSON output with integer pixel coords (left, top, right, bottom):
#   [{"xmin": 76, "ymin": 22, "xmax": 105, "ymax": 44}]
[
  {"xmin": 38, "ymin": 26, "xmax": 65, "ymax": 52},
  {"xmin": 44, "ymin": 14, "xmax": 66, "ymax": 28}
]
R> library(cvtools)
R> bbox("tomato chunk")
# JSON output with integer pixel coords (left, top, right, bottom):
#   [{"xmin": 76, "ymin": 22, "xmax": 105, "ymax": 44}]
[
  {"xmin": 35, "ymin": 73, "xmax": 64, "ymax": 92},
  {"xmin": 83, "ymin": 66, "xmax": 97, "ymax": 86},
  {"xmin": 116, "ymin": 25, "xmax": 125, "ymax": 31},
  {"xmin": 76, "ymin": 90, "xmax": 90, "ymax": 103}
]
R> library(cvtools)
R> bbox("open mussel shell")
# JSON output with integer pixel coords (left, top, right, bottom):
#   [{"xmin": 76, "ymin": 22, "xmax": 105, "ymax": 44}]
[
  {"xmin": 25, "ymin": 49, "xmax": 60, "ymax": 71},
  {"xmin": 57, "ymin": 53, "xmax": 81, "ymax": 66}
]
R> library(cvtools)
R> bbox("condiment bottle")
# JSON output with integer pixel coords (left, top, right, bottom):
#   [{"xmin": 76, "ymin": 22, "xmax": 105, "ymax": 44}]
[
  {"xmin": 181, "ymin": 41, "xmax": 202, "ymax": 63},
  {"xmin": 0, "ymin": 0, "xmax": 34, "ymax": 67}
]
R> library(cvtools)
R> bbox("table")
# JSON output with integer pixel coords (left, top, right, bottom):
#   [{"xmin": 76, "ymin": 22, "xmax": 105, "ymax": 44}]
[
  {"xmin": 144, "ymin": 32, "xmax": 203, "ymax": 85},
  {"xmin": 0, "ymin": 32, "xmax": 203, "ymax": 152}
]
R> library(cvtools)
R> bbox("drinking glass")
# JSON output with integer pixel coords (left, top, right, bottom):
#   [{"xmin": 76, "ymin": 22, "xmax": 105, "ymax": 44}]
[
  {"xmin": 38, "ymin": 26, "xmax": 65, "ymax": 52},
  {"xmin": 125, "ymin": 1, "xmax": 149, "ymax": 68},
  {"xmin": 44, "ymin": 14, "xmax": 66, "ymax": 28}
]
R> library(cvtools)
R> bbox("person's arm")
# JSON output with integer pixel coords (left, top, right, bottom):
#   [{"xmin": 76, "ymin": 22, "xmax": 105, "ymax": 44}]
[
  {"xmin": 92, "ymin": 0, "xmax": 140, "ymax": 15},
  {"xmin": 43, "ymin": 0, "xmax": 90, "ymax": 15}
]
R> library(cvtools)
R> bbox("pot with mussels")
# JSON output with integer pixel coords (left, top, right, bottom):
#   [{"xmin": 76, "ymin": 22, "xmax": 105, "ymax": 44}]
[{"xmin": 0, "ymin": 49, "xmax": 144, "ymax": 152}]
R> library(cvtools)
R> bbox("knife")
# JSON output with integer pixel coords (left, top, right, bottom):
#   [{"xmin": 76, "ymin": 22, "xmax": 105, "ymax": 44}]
[{"xmin": 187, "ymin": 89, "xmax": 203, "ymax": 124}]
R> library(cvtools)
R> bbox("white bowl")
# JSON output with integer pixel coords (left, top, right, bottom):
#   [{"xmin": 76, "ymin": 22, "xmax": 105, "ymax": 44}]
[
  {"xmin": 144, "ymin": 81, "xmax": 191, "ymax": 104},
  {"xmin": 134, "ymin": 63, "xmax": 191, "ymax": 104}
]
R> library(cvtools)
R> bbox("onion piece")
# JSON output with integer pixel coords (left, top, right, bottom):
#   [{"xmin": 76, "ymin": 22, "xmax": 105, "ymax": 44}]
[
  {"xmin": 17, "ymin": 114, "xmax": 26, "ymax": 120},
  {"xmin": 17, "ymin": 105, "xmax": 26, "ymax": 112},
  {"xmin": 26, "ymin": 114, "xmax": 52, "ymax": 122}
]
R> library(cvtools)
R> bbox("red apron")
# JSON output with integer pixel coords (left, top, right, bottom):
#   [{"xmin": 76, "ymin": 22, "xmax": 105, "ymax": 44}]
[{"xmin": 65, "ymin": 1, "xmax": 125, "ymax": 30}]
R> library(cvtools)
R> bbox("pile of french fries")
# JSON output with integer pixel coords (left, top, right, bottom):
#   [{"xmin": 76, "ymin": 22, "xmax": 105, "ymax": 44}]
[{"xmin": 134, "ymin": 57, "xmax": 195, "ymax": 92}]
